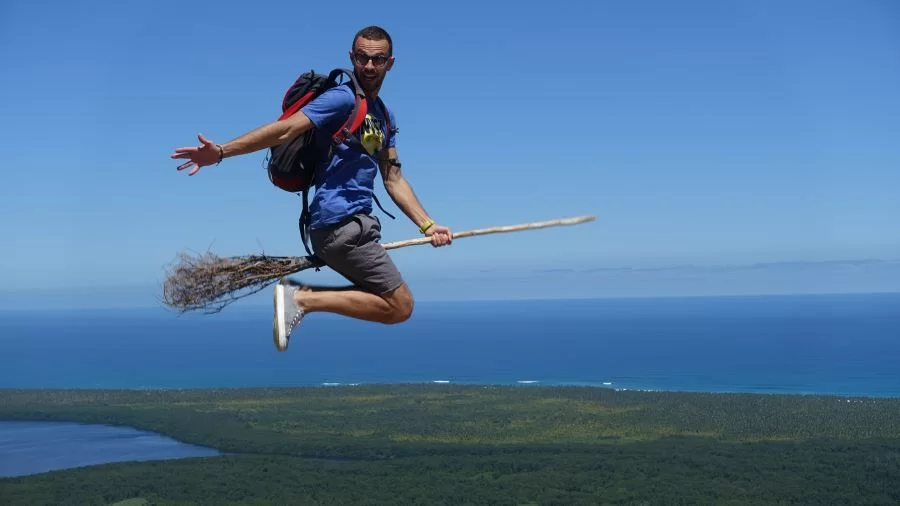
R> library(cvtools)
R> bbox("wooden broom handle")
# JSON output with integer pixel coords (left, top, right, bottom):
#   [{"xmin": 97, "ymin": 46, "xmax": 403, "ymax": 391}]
[{"xmin": 381, "ymin": 215, "xmax": 598, "ymax": 250}]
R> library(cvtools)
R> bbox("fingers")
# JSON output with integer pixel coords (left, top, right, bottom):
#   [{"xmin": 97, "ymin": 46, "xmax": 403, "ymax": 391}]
[
  {"xmin": 438, "ymin": 227, "xmax": 452, "ymax": 246},
  {"xmin": 430, "ymin": 230, "xmax": 452, "ymax": 247},
  {"xmin": 170, "ymin": 147, "xmax": 198, "ymax": 159},
  {"xmin": 177, "ymin": 162, "xmax": 202, "ymax": 176},
  {"xmin": 172, "ymin": 135, "xmax": 216, "ymax": 175},
  {"xmin": 171, "ymin": 133, "xmax": 213, "ymax": 161},
  {"xmin": 176, "ymin": 160, "xmax": 196, "ymax": 172}
]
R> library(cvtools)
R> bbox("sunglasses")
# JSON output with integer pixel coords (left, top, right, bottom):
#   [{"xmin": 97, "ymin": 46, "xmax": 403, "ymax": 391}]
[{"xmin": 353, "ymin": 52, "xmax": 390, "ymax": 67}]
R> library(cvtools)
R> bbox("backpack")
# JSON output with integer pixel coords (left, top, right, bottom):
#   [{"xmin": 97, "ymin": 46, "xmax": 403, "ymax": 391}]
[
  {"xmin": 265, "ymin": 68, "xmax": 396, "ymax": 260},
  {"xmin": 266, "ymin": 68, "xmax": 366, "ymax": 193}
]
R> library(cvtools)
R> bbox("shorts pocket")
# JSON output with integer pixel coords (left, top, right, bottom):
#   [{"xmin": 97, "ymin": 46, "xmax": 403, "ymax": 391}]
[
  {"xmin": 361, "ymin": 214, "xmax": 382, "ymax": 242},
  {"xmin": 325, "ymin": 218, "xmax": 365, "ymax": 257}
]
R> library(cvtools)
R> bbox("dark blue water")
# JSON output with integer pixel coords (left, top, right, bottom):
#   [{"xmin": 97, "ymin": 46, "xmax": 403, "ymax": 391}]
[
  {"xmin": 0, "ymin": 421, "xmax": 221, "ymax": 478},
  {"xmin": 0, "ymin": 293, "xmax": 898, "ymax": 397}
]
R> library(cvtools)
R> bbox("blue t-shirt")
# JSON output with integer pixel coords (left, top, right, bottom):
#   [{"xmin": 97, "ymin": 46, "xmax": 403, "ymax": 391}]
[{"xmin": 300, "ymin": 84, "xmax": 397, "ymax": 230}]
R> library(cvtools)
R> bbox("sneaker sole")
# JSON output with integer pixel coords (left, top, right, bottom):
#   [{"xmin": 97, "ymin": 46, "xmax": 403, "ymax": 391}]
[{"xmin": 273, "ymin": 284, "xmax": 288, "ymax": 352}]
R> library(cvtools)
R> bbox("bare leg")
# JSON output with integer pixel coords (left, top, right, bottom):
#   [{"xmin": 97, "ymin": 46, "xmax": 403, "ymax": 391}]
[{"xmin": 292, "ymin": 282, "xmax": 414, "ymax": 325}]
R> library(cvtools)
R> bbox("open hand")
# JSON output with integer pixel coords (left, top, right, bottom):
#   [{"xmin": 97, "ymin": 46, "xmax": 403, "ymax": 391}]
[
  {"xmin": 170, "ymin": 133, "xmax": 222, "ymax": 176},
  {"xmin": 426, "ymin": 224, "xmax": 453, "ymax": 247}
]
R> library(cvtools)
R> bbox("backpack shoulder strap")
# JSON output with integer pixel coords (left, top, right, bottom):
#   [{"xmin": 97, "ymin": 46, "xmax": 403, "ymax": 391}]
[
  {"xmin": 327, "ymin": 68, "xmax": 368, "ymax": 145},
  {"xmin": 369, "ymin": 95, "xmax": 397, "ymax": 221},
  {"xmin": 375, "ymin": 96, "xmax": 398, "ymax": 149}
]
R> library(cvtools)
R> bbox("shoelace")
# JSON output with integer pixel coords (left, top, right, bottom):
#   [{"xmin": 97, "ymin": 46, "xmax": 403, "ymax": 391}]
[{"xmin": 288, "ymin": 298, "xmax": 305, "ymax": 334}]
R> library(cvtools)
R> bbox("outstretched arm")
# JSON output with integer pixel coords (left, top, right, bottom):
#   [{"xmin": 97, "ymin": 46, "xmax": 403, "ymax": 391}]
[
  {"xmin": 379, "ymin": 148, "xmax": 452, "ymax": 247},
  {"xmin": 221, "ymin": 112, "xmax": 314, "ymax": 158},
  {"xmin": 170, "ymin": 112, "xmax": 314, "ymax": 176}
]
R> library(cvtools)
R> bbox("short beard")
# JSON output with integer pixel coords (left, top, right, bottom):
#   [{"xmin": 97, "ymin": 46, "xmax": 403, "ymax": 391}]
[{"xmin": 355, "ymin": 71, "xmax": 384, "ymax": 95}]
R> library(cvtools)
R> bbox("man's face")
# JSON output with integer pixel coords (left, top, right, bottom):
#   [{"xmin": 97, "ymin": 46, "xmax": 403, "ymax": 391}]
[{"xmin": 350, "ymin": 37, "xmax": 394, "ymax": 94}]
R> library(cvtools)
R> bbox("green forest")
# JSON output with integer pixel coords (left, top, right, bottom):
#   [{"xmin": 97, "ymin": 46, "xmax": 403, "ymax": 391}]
[{"xmin": 1, "ymin": 385, "xmax": 899, "ymax": 505}]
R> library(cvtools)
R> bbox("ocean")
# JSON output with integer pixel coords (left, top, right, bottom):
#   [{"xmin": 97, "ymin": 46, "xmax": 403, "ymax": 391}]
[{"xmin": 1, "ymin": 293, "xmax": 898, "ymax": 397}]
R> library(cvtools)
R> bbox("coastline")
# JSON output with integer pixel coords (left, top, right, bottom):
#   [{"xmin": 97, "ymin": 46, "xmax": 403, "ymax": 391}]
[{"xmin": 2, "ymin": 380, "xmax": 898, "ymax": 399}]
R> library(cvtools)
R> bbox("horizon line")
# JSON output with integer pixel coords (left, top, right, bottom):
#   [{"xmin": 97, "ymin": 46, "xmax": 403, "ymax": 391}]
[{"xmin": 1, "ymin": 290, "xmax": 898, "ymax": 313}]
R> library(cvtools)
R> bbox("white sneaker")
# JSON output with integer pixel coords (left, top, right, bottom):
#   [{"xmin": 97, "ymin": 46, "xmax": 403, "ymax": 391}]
[{"xmin": 273, "ymin": 279, "xmax": 304, "ymax": 352}]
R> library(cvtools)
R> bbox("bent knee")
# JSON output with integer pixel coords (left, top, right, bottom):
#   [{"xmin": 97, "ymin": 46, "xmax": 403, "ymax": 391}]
[
  {"xmin": 388, "ymin": 295, "xmax": 413, "ymax": 324},
  {"xmin": 383, "ymin": 284, "xmax": 414, "ymax": 324}
]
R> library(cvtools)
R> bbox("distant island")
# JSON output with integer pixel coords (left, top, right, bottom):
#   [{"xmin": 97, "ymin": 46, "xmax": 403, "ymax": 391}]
[{"xmin": 1, "ymin": 385, "xmax": 899, "ymax": 505}]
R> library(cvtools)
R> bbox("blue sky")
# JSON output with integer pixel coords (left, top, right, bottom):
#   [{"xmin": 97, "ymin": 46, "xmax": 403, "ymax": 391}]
[{"xmin": 1, "ymin": 0, "xmax": 898, "ymax": 308}]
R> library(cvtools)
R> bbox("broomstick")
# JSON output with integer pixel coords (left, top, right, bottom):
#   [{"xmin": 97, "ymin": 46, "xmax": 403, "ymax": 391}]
[{"xmin": 161, "ymin": 215, "xmax": 597, "ymax": 314}]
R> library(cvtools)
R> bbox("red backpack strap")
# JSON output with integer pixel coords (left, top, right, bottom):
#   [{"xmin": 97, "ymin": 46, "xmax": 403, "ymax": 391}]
[
  {"xmin": 328, "ymin": 68, "xmax": 368, "ymax": 145},
  {"xmin": 278, "ymin": 90, "xmax": 316, "ymax": 121}
]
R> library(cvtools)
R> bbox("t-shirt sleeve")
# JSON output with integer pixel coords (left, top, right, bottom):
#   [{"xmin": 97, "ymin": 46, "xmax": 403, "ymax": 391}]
[
  {"xmin": 387, "ymin": 108, "xmax": 398, "ymax": 148},
  {"xmin": 300, "ymin": 85, "xmax": 355, "ymax": 130}
]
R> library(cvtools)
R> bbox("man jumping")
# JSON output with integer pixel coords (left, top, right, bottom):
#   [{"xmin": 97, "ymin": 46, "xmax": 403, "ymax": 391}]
[{"xmin": 170, "ymin": 26, "xmax": 452, "ymax": 352}]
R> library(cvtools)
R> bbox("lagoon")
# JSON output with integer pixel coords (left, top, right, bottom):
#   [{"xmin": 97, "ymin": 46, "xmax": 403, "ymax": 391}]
[{"xmin": 0, "ymin": 421, "xmax": 221, "ymax": 478}]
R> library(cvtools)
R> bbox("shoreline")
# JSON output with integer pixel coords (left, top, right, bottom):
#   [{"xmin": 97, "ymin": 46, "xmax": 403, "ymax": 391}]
[{"xmin": 2, "ymin": 381, "xmax": 898, "ymax": 399}]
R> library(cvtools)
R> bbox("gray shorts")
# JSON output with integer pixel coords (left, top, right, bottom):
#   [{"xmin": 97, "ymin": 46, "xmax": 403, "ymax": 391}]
[{"xmin": 309, "ymin": 213, "xmax": 404, "ymax": 295}]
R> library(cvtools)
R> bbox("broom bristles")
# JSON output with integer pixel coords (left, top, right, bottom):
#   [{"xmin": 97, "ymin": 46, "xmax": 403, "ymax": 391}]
[{"xmin": 161, "ymin": 251, "xmax": 324, "ymax": 314}]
